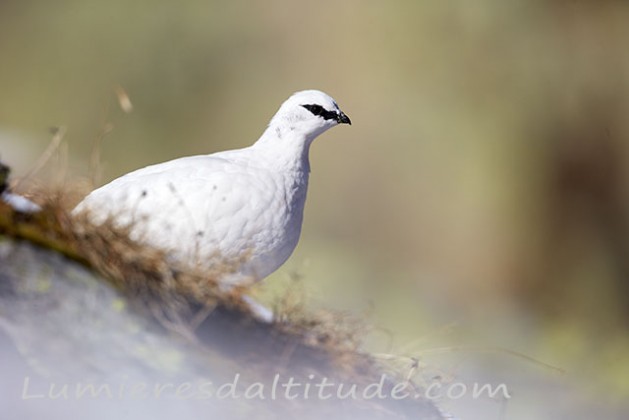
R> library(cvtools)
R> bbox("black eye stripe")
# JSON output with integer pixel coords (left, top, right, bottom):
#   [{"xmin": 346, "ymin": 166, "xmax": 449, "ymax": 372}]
[{"xmin": 301, "ymin": 104, "xmax": 338, "ymax": 121}]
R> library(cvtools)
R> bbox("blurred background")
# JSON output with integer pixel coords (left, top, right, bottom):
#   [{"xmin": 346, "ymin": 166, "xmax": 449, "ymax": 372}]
[{"xmin": 1, "ymin": 1, "xmax": 629, "ymax": 418}]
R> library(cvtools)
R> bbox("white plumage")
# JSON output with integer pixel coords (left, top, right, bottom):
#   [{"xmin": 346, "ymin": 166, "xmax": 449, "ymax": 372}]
[{"xmin": 74, "ymin": 90, "xmax": 350, "ymax": 286}]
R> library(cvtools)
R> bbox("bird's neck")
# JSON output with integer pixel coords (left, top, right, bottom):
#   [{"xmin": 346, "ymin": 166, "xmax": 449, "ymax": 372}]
[{"xmin": 252, "ymin": 125, "xmax": 314, "ymax": 173}]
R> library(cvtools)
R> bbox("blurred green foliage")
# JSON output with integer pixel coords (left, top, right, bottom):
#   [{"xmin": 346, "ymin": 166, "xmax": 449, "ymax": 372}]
[{"xmin": 2, "ymin": 0, "xmax": 629, "ymax": 414}]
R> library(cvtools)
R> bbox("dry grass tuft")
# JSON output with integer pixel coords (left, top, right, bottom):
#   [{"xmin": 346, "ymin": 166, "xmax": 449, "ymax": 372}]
[
  {"xmin": 0, "ymin": 184, "xmax": 368, "ymax": 361},
  {"xmin": 0, "ymin": 188, "xmax": 242, "ymax": 328},
  {"xmin": 0, "ymin": 177, "xmax": 447, "ymax": 418}
]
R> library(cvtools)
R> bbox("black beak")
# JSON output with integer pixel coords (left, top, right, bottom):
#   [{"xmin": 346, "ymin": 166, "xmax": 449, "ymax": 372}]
[{"xmin": 337, "ymin": 111, "xmax": 351, "ymax": 125}]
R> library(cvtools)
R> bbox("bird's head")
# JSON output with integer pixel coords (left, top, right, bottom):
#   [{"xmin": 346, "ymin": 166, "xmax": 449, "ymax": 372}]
[{"xmin": 268, "ymin": 90, "xmax": 351, "ymax": 142}]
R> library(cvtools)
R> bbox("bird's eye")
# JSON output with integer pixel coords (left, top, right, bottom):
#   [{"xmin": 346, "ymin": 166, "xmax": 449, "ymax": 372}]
[{"xmin": 301, "ymin": 104, "xmax": 338, "ymax": 121}]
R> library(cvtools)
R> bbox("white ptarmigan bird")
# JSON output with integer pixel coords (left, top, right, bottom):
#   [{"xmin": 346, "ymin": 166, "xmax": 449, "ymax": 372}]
[{"xmin": 73, "ymin": 90, "xmax": 351, "ymax": 291}]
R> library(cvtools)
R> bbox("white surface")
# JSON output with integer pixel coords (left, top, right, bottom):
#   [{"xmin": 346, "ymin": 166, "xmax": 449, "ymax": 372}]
[
  {"xmin": 74, "ymin": 90, "xmax": 350, "ymax": 285},
  {"xmin": 2, "ymin": 192, "xmax": 41, "ymax": 213}
]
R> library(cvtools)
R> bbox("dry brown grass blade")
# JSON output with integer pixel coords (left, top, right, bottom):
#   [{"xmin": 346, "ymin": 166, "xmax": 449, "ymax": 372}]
[
  {"xmin": 88, "ymin": 86, "xmax": 132, "ymax": 187},
  {"xmin": 114, "ymin": 84, "xmax": 133, "ymax": 113},
  {"xmin": 374, "ymin": 345, "xmax": 564, "ymax": 376},
  {"xmin": 13, "ymin": 126, "xmax": 66, "ymax": 190}
]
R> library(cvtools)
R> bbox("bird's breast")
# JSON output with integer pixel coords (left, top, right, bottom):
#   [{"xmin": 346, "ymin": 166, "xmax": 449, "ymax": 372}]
[
  {"xmin": 236, "ymin": 170, "xmax": 309, "ymax": 278},
  {"xmin": 171, "ymin": 167, "xmax": 310, "ymax": 280}
]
